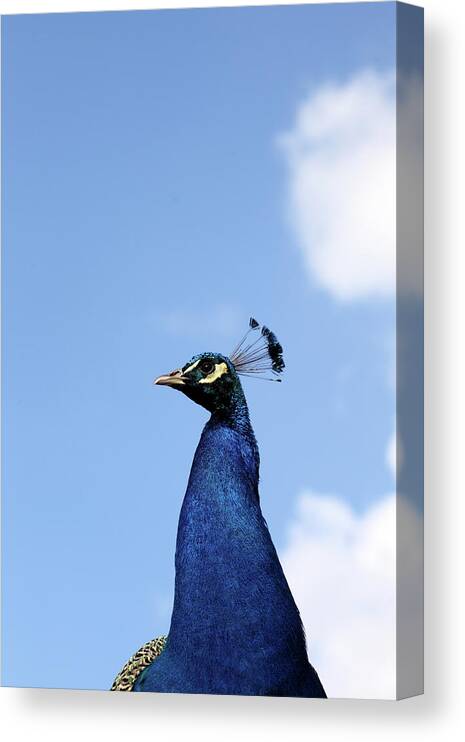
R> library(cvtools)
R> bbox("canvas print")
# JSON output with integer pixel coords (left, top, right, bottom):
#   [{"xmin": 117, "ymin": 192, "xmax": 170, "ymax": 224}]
[{"xmin": 1, "ymin": 2, "xmax": 424, "ymax": 699}]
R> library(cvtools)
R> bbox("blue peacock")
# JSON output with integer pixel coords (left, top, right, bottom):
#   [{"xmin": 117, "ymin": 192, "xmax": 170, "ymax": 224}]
[{"xmin": 111, "ymin": 318, "xmax": 326, "ymax": 698}]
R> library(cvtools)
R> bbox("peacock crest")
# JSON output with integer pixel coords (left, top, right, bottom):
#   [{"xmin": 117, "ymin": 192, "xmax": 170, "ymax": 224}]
[{"xmin": 229, "ymin": 317, "xmax": 285, "ymax": 381}]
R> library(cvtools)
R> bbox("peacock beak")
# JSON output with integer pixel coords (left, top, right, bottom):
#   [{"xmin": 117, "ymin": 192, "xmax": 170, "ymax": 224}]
[{"xmin": 153, "ymin": 369, "xmax": 187, "ymax": 388}]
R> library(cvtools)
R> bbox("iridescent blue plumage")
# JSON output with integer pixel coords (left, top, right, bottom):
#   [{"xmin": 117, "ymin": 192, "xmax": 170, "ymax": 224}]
[{"xmin": 132, "ymin": 326, "xmax": 326, "ymax": 697}]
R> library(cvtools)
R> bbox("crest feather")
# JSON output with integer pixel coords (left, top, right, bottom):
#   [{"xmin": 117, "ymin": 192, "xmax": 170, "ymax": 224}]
[{"xmin": 229, "ymin": 318, "xmax": 285, "ymax": 382}]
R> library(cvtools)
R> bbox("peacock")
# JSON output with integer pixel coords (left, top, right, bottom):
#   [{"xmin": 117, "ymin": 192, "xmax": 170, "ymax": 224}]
[{"xmin": 111, "ymin": 318, "xmax": 326, "ymax": 698}]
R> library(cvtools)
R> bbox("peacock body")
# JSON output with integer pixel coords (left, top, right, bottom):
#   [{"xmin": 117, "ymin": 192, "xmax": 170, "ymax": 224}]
[{"xmin": 112, "ymin": 319, "xmax": 326, "ymax": 698}]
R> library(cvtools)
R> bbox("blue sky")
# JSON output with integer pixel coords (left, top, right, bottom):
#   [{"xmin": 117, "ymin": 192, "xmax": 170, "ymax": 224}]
[{"xmin": 2, "ymin": 3, "xmax": 400, "ymax": 694}]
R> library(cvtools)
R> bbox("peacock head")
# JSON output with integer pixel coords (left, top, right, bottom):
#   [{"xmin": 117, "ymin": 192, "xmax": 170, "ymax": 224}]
[{"xmin": 153, "ymin": 318, "xmax": 285, "ymax": 415}]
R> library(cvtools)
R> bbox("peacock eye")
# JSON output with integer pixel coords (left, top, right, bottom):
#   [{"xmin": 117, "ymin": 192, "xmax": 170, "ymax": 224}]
[{"xmin": 199, "ymin": 360, "xmax": 214, "ymax": 375}]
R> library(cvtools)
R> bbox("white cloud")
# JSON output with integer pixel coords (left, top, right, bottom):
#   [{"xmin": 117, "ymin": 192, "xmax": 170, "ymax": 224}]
[
  {"xmin": 386, "ymin": 432, "xmax": 397, "ymax": 478},
  {"xmin": 278, "ymin": 70, "xmax": 396, "ymax": 301},
  {"xmin": 386, "ymin": 431, "xmax": 405, "ymax": 481},
  {"xmin": 280, "ymin": 486, "xmax": 423, "ymax": 699},
  {"xmin": 280, "ymin": 492, "xmax": 397, "ymax": 699}
]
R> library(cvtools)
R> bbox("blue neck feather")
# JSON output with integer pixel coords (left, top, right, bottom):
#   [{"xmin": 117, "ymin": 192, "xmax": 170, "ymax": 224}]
[{"xmin": 135, "ymin": 391, "xmax": 326, "ymax": 696}]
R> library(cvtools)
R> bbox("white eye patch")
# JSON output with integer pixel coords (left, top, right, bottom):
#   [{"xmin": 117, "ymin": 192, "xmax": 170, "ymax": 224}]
[
  {"xmin": 198, "ymin": 362, "xmax": 228, "ymax": 385},
  {"xmin": 183, "ymin": 359, "xmax": 202, "ymax": 375}
]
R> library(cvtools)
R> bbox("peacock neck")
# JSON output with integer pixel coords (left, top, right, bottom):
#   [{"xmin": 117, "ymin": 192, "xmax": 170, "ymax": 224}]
[
  {"xmin": 167, "ymin": 408, "xmax": 269, "ymax": 647},
  {"xmin": 209, "ymin": 387, "xmax": 256, "ymax": 444},
  {"xmin": 164, "ymin": 408, "xmax": 309, "ymax": 689}
]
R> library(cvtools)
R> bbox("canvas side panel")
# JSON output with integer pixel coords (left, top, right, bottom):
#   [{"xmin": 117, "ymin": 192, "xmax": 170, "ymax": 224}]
[{"xmin": 395, "ymin": 1, "xmax": 424, "ymax": 701}]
